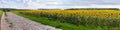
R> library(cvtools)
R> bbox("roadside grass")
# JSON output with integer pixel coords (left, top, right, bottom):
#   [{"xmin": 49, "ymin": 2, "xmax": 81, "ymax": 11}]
[
  {"xmin": 12, "ymin": 12, "xmax": 120, "ymax": 30},
  {"xmin": 4, "ymin": 12, "xmax": 7, "ymax": 16},
  {"xmin": 0, "ymin": 10, "xmax": 3, "ymax": 19}
]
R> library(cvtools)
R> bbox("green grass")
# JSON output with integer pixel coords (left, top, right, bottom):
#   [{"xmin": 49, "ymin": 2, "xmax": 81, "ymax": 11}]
[
  {"xmin": 4, "ymin": 12, "xmax": 7, "ymax": 16},
  {"xmin": 12, "ymin": 12, "xmax": 120, "ymax": 30},
  {"xmin": 0, "ymin": 11, "xmax": 3, "ymax": 19}
]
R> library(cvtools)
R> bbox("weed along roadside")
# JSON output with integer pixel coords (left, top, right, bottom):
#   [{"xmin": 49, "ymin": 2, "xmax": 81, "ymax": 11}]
[{"xmin": 5, "ymin": 12, "xmax": 7, "ymax": 16}]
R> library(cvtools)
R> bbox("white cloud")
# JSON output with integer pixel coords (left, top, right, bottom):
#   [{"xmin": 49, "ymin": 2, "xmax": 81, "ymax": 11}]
[
  {"xmin": 1, "ymin": 0, "xmax": 9, "ymax": 4},
  {"xmin": 90, "ymin": 4, "xmax": 120, "ymax": 8},
  {"xmin": 0, "ymin": 0, "xmax": 120, "ymax": 9}
]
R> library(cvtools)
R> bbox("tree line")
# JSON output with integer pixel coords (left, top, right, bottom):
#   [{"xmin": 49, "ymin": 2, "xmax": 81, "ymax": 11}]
[{"xmin": 66, "ymin": 8, "xmax": 119, "ymax": 10}]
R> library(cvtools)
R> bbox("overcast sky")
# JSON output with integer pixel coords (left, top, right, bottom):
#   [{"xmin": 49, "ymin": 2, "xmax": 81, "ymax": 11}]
[{"xmin": 0, "ymin": 0, "xmax": 120, "ymax": 9}]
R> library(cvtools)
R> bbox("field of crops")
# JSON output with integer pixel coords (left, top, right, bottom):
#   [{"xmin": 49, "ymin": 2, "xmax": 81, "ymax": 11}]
[
  {"xmin": 12, "ymin": 10, "xmax": 120, "ymax": 30},
  {"xmin": 0, "ymin": 10, "xmax": 3, "ymax": 19}
]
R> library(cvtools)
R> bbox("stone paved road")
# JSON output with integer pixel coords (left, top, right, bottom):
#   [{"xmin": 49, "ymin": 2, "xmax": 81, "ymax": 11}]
[{"xmin": 1, "ymin": 12, "xmax": 61, "ymax": 30}]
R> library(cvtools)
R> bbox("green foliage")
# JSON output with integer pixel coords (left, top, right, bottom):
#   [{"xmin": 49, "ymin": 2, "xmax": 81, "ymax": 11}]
[
  {"xmin": 0, "ymin": 10, "xmax": 3, "ymax": 19},
  {"xmin": 66, "ymin": 8, "xmax": 120, "ymax": 10}
]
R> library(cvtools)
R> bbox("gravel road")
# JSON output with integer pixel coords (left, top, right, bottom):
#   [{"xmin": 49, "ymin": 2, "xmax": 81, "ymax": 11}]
[{"xmin": 1, "ymin": 12, "xmax": 62, "ymax": 30}]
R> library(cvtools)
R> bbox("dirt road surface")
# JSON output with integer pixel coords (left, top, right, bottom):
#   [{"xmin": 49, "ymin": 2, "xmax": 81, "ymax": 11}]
[{"xmin": 1, "ymin": 12, "xmax": 62, "ymax": 30}]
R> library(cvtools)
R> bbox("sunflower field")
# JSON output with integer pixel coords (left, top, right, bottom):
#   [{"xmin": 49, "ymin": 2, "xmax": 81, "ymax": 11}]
[{"xmin": 12, "ymin": 10, "xmax": 120, "ymax": 29}]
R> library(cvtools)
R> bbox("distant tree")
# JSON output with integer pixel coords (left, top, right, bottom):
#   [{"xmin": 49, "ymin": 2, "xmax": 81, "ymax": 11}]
[{"xmin": 66, "ymin": 8, "xmax": 119, "ymax": 10}]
